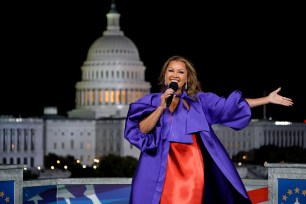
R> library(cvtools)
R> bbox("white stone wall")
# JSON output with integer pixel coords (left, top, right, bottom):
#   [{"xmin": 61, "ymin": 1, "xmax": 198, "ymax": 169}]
[
  {"xmin": 95, "ymin": 118, "xmax": 140, "ymax": 160},
  {"xmin": 45, "ymin": 119, "xmax": 96, "ymax": 166},
  {"xmin": 45, "ymin": 118, "xmax": 139, "ymax": 168},
  {"xmin": 0, "ymin": 118, "xmax": 44, "ymax": 169},
  {"xmin": 214, "ymin": 120, "xmax": 306, "ymax": 157},
  {"xmin": 1, "ymin": 117, "xmax": 305, "ymax": 170}
]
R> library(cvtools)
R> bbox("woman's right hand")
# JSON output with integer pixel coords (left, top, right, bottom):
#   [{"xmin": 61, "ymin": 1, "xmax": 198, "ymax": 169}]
[{"xmin": 160, "ymin": 88, "xmax": 175, "ymax": 109}]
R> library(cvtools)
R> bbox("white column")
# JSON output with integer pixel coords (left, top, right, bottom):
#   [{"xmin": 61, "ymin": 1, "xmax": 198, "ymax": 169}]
[
  {"xmin": 95, "ymin": 89, "xmax": 98, "ymax": 105},
  {"xmin": 25, "ymin": 129, "xmax": 30, "ymax": 152},
  {"xmin": 101, "ymin": 89, "xmax": 105, "ymax": 105},
  {"xmin": 4, "ymin": 129, "xmax": 9, "ymax": 152},
  {"xmin": 12, "ymin": 129, "xmax": 17, "ymax": 153},
  {"xmin": 105, "ymin": 89, "xmax": 109, "ymax": 105},
  {"xmin": 31, "ymin": 130, "xmax": 35, "ymax": 151},
  {"xmin": 294, "ymin": 131, "xmax": 298, "ymax": 146},
  {"xmin": 20, "ymin": 129, "xmax": 24, "ymax": 152}
]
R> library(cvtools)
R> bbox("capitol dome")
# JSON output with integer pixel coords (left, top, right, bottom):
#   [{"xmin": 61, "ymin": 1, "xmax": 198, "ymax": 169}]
[
  {"xmin": 87, "ymin": 35, "xmax": 140, "ymax": 61},
  {"xmin": 68, "ymin": 2, "xmax": 151, "ymax": 119},
  {"xmin": 86, "ymin": 3, "xmax": 140, "ymax": 62}
]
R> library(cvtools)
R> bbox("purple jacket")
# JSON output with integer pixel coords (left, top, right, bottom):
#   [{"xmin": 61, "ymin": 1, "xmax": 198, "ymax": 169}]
[{"xmin": 124, "ymin": 91, "xmax": 252, "ymax": 204}]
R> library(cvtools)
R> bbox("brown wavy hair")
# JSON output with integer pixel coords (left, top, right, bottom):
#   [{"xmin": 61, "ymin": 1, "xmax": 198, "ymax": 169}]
[{"xmin": 158, "ymin": 55, "xmax": 202, "ymax": 98}]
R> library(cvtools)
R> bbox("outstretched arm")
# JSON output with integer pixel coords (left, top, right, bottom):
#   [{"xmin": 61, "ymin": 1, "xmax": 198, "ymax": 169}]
[{"xmin": 246, "ymin": 87, "xmax": 293, "ymax": 108}]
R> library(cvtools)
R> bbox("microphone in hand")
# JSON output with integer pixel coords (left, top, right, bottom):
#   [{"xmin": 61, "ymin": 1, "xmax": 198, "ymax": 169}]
[{"xmin": 166, "ymin": 82, "xmax": 178, "ymax": 107}]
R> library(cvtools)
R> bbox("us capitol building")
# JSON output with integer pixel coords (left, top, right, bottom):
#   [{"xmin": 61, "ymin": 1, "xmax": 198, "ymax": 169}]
[{"xmin": 0, "ymin": 3, "xmax": 305, "ymax": 171}]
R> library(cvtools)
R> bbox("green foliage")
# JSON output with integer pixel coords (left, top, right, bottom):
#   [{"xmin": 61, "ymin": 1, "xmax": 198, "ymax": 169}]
[
  {"xmin": 43, "ymin": 153, "xmax": 138, "ymax": 178},
  {"xmin": 23, "ymin": 169, "xmax": 39, "ymax": 181},
  {"xmin": 97, "ymin": 154, "xmax": 138, "ymax": 177}
]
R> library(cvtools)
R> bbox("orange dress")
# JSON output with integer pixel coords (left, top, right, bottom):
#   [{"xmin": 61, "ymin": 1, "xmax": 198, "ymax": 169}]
[{"xmin": 160, "ymin": 134, "xmax": 205, "ymax": 204}]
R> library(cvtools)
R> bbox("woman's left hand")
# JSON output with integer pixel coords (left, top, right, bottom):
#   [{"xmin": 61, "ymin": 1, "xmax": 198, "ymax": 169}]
[{"xmin": 268, "ymin": 87, "xmax": 293, "ymax": 106}]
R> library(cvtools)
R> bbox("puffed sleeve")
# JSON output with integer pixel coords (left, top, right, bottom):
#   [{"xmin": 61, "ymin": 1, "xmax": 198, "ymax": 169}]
[
  {"xmin": 199, "ymin": 90, "xmax": 251, "ymax": 130},
  {"xmin": 124, "ymin": 94, "xmax": 162, "ymax": 152}
]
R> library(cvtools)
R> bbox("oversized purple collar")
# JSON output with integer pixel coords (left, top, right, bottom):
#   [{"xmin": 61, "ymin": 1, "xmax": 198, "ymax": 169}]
[{"xmin": 162, "ymin": 91, "xmax": 210, "ymax": 144}]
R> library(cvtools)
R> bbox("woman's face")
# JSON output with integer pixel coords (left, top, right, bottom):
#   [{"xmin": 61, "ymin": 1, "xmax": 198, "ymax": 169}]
[{"xmin": 165, "ymin": 60, "xmax": 187, "ymax": 93}]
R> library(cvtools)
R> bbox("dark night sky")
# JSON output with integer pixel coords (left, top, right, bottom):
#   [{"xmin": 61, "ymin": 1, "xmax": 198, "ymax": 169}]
[{"xmin": 1, "ymin": 1, "xmax": 305, "ymax": 122}]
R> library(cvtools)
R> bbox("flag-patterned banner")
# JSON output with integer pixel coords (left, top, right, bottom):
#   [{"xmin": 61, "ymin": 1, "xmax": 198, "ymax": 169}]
[
  {"xmin": 23, "ymin": 183, "xmax": 273, "ymax": 204},
  {"xmin": 0, "ymin": 180, "xmax": 14, "ymax": 204},
  {"xmin": 23, "ymin": 183, "xmax": 272, "ymax": 204},
  {"xmin": 247, "ymin": 187, "xmax": 268, "ymax": 204},
  {"xmin": 278, "ymin": 178, "xmax": 306, "ymax": 204},
  {"xmin": 23, "ymin": 184, "xmax": 130, "ymax": 204}
]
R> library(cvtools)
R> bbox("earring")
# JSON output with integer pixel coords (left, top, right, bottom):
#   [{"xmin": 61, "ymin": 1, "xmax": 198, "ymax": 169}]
[
  {"xmin": 185, "ymin": 82, "xmax": 188, "ymax": 89},
  {"xmin": 164, "ymin": 77, "xmax": 168, "ymax": 86}
]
